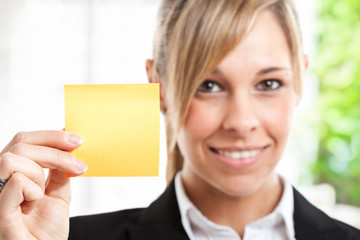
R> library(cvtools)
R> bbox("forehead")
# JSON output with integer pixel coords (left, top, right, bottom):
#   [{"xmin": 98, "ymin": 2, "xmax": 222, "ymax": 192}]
[{"xmin": 217, "ymin": 10, "xmax": 291, "ymax": 74}]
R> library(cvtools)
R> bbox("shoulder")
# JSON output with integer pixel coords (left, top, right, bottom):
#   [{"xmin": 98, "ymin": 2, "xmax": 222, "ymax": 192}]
[
  {"xmin": 69, "ymin": 208, "xmax": 146, "ymax": 240},
  {"xmin": 293, "ymin": 187, "xmax": 360, "ymax": 240}
]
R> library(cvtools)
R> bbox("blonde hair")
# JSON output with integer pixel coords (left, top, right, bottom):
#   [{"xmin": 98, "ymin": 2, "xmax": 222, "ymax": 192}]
[{"xmin": 152, "ymin": 0, "xmax": 304, "ymax": 184}]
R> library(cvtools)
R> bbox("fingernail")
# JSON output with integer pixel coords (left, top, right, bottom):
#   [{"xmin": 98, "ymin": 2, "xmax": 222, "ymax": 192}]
[
  {"xmin": 73, "ymin": 159, "xmax": 88, "ymax": 173},
  {"xmin": 66, "ymin": 133, "xmax": 83, "ymax": 146}
]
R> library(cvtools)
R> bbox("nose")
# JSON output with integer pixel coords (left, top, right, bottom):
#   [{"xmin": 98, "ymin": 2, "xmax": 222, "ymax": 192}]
[{"xmin": 222, "ymin": 92, "xmax": 259, "ymax": 136}]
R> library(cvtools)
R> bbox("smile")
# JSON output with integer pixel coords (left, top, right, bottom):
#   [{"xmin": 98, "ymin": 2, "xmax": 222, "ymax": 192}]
[
  {"xmin": 209, "ymin": 146, "xmax": 266, "ymax": 170},
  {"xmin": 215, "ymin": 149, "xmax": 261, "ymax": 159}
]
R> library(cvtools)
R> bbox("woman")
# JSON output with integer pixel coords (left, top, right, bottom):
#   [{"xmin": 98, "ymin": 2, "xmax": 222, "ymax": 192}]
[{"xmin": 0, "ymin": 0, "xmax": 359, "ymax": 239}]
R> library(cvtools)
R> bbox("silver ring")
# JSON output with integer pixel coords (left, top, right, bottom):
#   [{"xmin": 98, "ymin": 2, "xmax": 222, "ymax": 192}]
[{"xmin": 0, "ymin": 179, "xmax": 6, "ymax": 193}]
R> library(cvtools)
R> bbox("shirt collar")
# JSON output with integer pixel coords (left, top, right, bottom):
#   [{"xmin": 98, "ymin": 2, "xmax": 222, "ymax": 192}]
[
  {"xmin": 174, "ymin": 172, "xmax": 197, "ymax": 239},
  {"xmin": 274, "ymin": 175, "xmax": 296, "ymax": 239},
  {"xmin": 175, "ymin": 172, "xmax": 295, "ymax": 239}
]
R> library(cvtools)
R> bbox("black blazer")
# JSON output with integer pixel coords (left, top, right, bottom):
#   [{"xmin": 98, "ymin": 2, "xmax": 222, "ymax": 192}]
[{"xmin": 69, "ymin": 179, "xmax": 360, "ymax": 240}]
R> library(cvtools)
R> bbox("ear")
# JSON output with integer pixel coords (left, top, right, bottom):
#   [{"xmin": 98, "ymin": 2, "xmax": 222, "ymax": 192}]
[
  {"xmin": 145, "ymin": 59, "xmax": 167, "ymax": 114},
  {"xmin": 295, "ymin": 54, "xmax": 310, "ymax": 106},
  {"xmin": 304, "ymin": 54, "xmax": 309, "ymax": 72}
]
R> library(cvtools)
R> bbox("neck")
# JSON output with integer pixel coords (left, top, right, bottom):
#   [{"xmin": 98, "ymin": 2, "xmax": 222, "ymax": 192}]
[{"xmin": 181, "ymin": 172, "xmax": 283, "ymax": 237}]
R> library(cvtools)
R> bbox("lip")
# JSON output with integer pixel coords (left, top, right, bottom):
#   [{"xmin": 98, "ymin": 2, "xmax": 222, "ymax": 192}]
[{"xmin": 209, "ymin": 145, "xmax": 268, "ymax": 170}]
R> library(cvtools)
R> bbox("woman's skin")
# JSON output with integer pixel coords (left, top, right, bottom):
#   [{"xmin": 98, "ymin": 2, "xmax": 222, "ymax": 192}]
[{"xmin": 0, "ymin": 131, "xmax": 86, "ymax": 239}]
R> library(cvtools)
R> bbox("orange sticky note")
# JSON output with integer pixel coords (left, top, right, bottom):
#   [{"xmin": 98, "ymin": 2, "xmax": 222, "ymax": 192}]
[{"xmin": 64, "ymin": 84, "xmax": 160, "ymax": 177}]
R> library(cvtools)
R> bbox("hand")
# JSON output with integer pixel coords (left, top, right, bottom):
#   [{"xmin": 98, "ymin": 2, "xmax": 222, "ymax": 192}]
[{"xmin": 0, "ymin": 130, "xmax": 87, "ymax": 240}]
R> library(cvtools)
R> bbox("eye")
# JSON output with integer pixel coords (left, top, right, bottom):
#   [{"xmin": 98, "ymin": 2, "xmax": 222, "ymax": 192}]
[
  {"xmin": 197, "ymin": 80, "xmax": 222, "ymax": 93},
  {"xmin": 256, "ymin": 79, "xmax": 282, "ymax": 91}
]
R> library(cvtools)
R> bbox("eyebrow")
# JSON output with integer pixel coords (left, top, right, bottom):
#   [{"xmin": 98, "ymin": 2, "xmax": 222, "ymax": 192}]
[
  {"xmin": 210, "ymin": 66, "xmax": 291, "ymax": 76},
  {"xmin": 257, "ymin": 67, "xmax": 291, "ymax": 75}
]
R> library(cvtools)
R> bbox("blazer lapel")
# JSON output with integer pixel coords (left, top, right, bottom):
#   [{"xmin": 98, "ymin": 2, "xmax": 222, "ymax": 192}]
[
  {"xmin": 126, "ymin": 179, "xmax": 190, "ymax": 240},
  {"xmin": 293, "ymin": 187, "xmax": 354, "ymax": 240}
]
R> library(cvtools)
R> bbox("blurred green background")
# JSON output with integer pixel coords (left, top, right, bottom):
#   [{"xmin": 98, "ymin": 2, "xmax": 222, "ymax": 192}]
[{"xmin": 313, "ymin": 0, "xmax": 360, "ymax": 206}]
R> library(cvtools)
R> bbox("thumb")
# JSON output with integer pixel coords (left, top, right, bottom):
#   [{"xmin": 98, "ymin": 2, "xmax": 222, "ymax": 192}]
[{"xmin": 45, "ymin": 169, "xmax": 71, "ymax": 204}]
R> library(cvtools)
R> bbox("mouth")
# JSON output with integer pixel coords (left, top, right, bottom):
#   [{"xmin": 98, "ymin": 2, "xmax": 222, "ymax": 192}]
[
  {"xmin": 210, "ymin": 148, "xmax": 262, "ymax": 160},
  {"xmin": 209, "ymin": 146, "xmax": 267, "ymax": 169}
]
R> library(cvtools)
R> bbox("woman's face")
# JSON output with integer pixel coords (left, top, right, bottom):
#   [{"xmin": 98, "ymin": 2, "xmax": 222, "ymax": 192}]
[{"xmin": 178, "ymin": 11, "xmax": 299, "ymax": 197}]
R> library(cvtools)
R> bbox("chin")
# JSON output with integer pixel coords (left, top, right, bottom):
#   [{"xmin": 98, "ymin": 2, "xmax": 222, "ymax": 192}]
[{"xmin": 210, "ymin": 175, "xmax": 264, "ymax": 198}]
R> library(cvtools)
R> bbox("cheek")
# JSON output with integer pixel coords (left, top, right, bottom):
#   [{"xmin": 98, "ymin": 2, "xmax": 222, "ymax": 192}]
[
  {"xmin": 262, "ymin": 95, "xmax": 296, "ymax": 147},
  {"xmin": 177, "ymin": 99, "xmax": 223, "ymax": 163},
  {"xmin": 184, "ymin": 100, "xmax": 223, "ymax": 141}
]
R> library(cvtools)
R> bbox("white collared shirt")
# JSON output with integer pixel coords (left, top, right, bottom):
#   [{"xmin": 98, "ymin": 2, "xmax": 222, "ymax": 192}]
[{"xmin": 174, "ymin": 173, "xmax": 296, "ymax": 240}]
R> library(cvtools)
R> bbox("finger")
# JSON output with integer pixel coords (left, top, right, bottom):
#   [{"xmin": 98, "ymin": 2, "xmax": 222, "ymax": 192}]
[
  {"xmin": 21, "ymin": 197, "xmax": 41, "ymax": 215},
  {"xmin": 0, "ymin": 130, "xmax": 82, "ymax": 156},
  {"xmin": 8, "ymin": 143, "xmax": 87, "ymax": 176},
  {"xmin": 0, "ymin": 152, "xmax": 46, "ymax": 191},
  {"xmin": 0, "ymin": 172, "xmax": 44, "ymax": 215},
  {"xmin": 45, "ymin": 169, "xmax": 71, "ymax": 204}
]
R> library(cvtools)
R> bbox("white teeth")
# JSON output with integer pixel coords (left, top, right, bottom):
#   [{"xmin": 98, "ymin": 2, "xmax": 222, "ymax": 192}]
[{"xmin": 217, "ymin": 149, "xmax": 261, "ymax": 159}]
